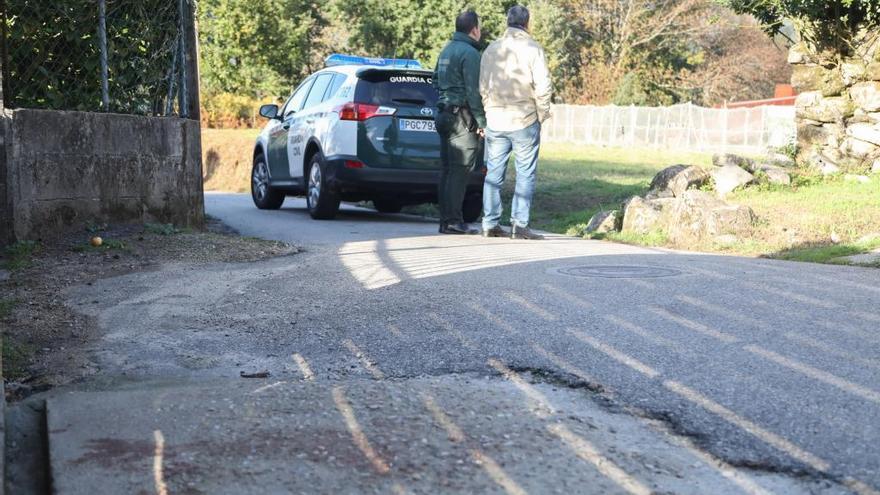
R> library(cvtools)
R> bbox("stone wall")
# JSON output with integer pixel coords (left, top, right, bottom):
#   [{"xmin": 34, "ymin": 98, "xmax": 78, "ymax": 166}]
[
  {"xmin": 791, "ymin": 30, "xmax": 880, "ymax": 173},
  {"xmin": 2, "ymin": 109, "xmax": 204, "ymax": 243}
]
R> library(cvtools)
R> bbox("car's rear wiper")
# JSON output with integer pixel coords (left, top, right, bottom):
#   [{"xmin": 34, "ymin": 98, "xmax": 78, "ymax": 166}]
[{"xmin": 391, "ymin": 98, "xmax": 427, "ymax": 105}]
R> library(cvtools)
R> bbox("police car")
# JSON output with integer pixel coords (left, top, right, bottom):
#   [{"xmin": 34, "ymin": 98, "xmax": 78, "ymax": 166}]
[{"xmin": 252, "ymin": 54, "xmax": 485, "ymax": 220}]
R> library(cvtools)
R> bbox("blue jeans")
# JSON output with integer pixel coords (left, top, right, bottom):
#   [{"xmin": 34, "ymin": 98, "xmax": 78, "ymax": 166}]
[{"xmin": 482, "ymin": 121, "xmax": 541, "ymax": 229}]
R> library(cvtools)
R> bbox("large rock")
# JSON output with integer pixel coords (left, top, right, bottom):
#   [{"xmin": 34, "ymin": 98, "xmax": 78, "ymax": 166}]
[
  {"xmin": 621, "ymin": 196, "xmax": 675, "ymax": 234},
  {"xmin": 648, "ymin": 164, "xmax": 710, "ymax": 197},
  {"xmin": 841, "ymin": 136, "xmax": 879, "ymax": 158},
  {"xmin": 805, "ymin": 151, "xmax": 841, "ymax": 175},
  {"xmin": 712, "ymin": 153, "xmax": 754, "ymax": 170},
  {"xmin": 585, "ymin": 210, "xmax": 620, "ymax": 234},
  {"xmin": 758, "ymin": 165, "xmax": 792, "ymax": 186},
  {"xmin": 791, "ymin": 65, "xmax": 826, "ymax": 92},
  {"xmin": 788, "ymin": 44, "xmax": 810, "ymax": 65},
  {"xmin": 866, "ymin": 62, "xmax": 880, "ymax": 81},
  {"xmin": 667, "ymin": 190, "xmax": 755, "ymax": 244},
  {"xmin": 797, "ymin": 122, "xmax": 843, "ymax": 149},
  {"xmin": 795, "ymin": 92, "xmax": 853, "ymax": 123},
  {"xmin": 846, "ymin": 123, "xmax": 880, "ymax": 146},
  {"xmin": 760, "ymin": 153, "xmax": 796, "ymax": 169},
  {"xmin": 840, "ymin": 60, "xmax": 867, "ymax": 86},
  {"xmin": 850, "ymin": 82, "xmax": 880, "ymax": 112},
  {"xmin": 712, "ymin": 165, "xmax": 754, "ymax": 196}
]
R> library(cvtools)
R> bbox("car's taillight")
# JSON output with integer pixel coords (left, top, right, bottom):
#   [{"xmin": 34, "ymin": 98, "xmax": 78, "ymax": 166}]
[
  {"xmin": 344, "ymin": 160, "xmax": 365, "ymax": 169},
  {"xmin": 336, "ymin": 102, "xmax": 395, "ymax": 121}
]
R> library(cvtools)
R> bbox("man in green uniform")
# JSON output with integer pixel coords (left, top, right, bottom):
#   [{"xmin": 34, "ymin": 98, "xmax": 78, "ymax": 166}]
[{"xmin": 433, "ymin": 10, "xmax": 486, "ymax": 235}]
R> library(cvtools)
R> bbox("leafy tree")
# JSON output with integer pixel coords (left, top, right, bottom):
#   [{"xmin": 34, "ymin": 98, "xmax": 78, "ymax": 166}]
[
  {"xmin": 718, "ymin": 0, "xmax": 880, "ymax": 52},
  {"xmin": 198, "ymin": 0, "xmax": 325, "ymax": 98},
  {"xmin": 329, "ymin": 0, "xmax": 515, "ymax": 67}
]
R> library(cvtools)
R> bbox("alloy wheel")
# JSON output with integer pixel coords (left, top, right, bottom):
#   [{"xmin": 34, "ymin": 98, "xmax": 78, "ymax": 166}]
[
  {"xmin": 253, "ymin": 160, "xmax": 269, "ymax": 202},
  {"xmin": 308, "ymin": 163, "xmax": 322, "ymax": 207}
]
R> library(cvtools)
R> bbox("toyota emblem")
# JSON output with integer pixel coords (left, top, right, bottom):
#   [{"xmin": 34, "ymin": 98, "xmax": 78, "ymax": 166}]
[{"xmin": 421, "ymin": 107, "xmax": 434, "ymax": 116}]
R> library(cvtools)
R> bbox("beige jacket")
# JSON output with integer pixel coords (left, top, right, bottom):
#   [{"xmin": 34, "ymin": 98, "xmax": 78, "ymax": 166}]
[{"xmin": 479, "ymin": 27, "xmax": 552, "ymax": 132}]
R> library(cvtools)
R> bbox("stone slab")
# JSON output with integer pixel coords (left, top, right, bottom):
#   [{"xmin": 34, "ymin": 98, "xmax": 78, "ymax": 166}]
[{"xmin": 45, "ymin": 376, "xmax": 832, "ymax": 495}]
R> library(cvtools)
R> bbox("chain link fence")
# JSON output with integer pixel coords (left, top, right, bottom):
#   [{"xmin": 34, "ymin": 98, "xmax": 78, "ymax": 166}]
[
  {"xmin": 543, "ymin": 103, "xmax": 797, "ymax": 154},
  {"xmin": 1, "ymin": 0, "xmax": 197, "ymax": 117}
]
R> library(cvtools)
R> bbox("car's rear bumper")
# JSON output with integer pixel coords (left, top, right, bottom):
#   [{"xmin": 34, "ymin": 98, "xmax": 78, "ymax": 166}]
[{"xmin": 325, "ymin": 156, "xmax": 484, "ymax": 201}]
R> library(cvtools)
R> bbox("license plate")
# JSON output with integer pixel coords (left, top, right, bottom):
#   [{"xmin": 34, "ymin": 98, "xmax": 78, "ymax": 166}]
[{"xmin": 399, "ymin": 119, "xmax": 435, "ymax": 132}]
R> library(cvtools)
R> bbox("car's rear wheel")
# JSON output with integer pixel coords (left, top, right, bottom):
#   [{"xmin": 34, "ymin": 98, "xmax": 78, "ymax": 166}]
[
  {"xmin": 373, "ymin": 199, "xmax": 403, "ymax": 214},
  {"xmin": 306, "ymin": 152, "xmax": 340, "ymax": 220},
  {"xmin": 463, "ymin": 193, "xmax": 482, "ymax": 223},
  {"xmin": 251, "ymin": 153, "xmax": 285, "ymax": 210}
]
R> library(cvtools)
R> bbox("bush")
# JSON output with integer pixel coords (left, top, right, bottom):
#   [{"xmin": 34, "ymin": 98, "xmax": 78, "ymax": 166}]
[
  {"xmin": 201, "ymin": 93, "xmax": 272, "ymax": 129},
  {"xmin": 718, "ymin": 0, "xmax": 880, "ymax": 52}
]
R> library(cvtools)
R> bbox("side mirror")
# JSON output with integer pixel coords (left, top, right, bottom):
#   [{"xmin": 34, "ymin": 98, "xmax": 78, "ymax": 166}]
[{"xmin": 259, "ymin": 104, "xmax": 280, "ymax": 120}]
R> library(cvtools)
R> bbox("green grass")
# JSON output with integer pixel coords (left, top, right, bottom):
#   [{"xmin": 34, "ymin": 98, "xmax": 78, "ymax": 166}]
[
  {"xmin": 144, "ymin": 222, "xmax": 188, "ymax": 235},
  {"xmin": 70, "ymin": 238, "xmax": 128, "ymax": 253},
  {"xmin": 771, "ymin": 235, "xmax": 880, "ymax": 265},
  {"xmin": 516, "ymin": 143, "xmax": 879, "ymax": 264},
  {"xmin": 0, "ymin": 298, "xmax": 15, "ymax": 319},
  {"xmin": 2, "ymin": 240, "xmax": 40, "ymax": 271},
  {"xmin": 522, "ymin": 144, "xmax": 711, "ymax": 233},
  {"xmin": 2, "ymin": 338, "xmax": 33, "ymax": 381}
]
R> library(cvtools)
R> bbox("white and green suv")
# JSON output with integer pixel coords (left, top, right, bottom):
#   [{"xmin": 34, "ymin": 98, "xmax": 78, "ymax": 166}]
[{"xmin": 251, "ymin": 54, "xmax": 485, "ymax": 220}]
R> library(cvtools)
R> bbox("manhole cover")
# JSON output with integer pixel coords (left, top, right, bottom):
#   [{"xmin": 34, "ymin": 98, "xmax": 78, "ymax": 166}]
[{"xmin": 555, "ymin": 265, "xmax": 681, "ymax": 279}]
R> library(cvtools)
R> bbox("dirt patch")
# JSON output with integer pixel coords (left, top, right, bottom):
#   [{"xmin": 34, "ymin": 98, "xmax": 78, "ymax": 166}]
[
  {"xmin": 202, "ymin": 128, "xmax": 260, "ymax": 193},
  {"xmin": 0, "ymin": 217, "xmax": 298, "ymax": 401}
]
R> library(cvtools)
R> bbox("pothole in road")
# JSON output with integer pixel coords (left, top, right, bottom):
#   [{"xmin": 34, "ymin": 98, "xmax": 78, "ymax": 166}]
[{"xmin": 552, "ymin": 265, "xmax": 682, "ymax": 279}]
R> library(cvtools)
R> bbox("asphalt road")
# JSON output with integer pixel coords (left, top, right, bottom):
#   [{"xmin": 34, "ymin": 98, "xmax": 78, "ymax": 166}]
[
  {"xmin": 202, "ymin": 193, "xmax": 880, "ymax": 493},
  {"xmin": 38, "ymin": 192, "xmax": 878, "ymax": 494}
]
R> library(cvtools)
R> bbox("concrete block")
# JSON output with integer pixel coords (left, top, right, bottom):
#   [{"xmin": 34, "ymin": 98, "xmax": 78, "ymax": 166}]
[{"xmin": 3, "ymin": 109, "xmax": 204, "ymax": 242}]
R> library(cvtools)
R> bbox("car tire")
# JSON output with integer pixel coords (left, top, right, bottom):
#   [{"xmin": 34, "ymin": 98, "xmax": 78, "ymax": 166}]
[
  {"xmin": 462, "ymin": 193, "xmax": 482, "ymax": 223},
  {"xmin": 373, "ymin": 199, "xmax": 403, "ymax": 214},
  {"xmin": 251, "ymin": 153, "xmax": 285, "ymax": 210},
  {"xmin": 306, "ymin": 152, "xmax": 340, "ymax": 220}
]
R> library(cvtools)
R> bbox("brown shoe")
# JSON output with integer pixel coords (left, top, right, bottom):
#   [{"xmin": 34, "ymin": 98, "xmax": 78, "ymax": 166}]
[
  {"xmin": 482, "ymin": 225, "xmax": 509, "ymax": 238},
  {"xmin": 511, "ymin": 225, "xmax": 544, "ymax": 240}
]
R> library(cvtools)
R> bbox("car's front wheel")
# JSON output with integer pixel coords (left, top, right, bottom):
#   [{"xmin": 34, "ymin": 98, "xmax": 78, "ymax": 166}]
[
  {"xmin": 251, "ymin": 153, "xmax": 285, "ymax": 210},
  {"xmin": 306, "ymin": 152, "xmax": 340, "ymax": 220}
]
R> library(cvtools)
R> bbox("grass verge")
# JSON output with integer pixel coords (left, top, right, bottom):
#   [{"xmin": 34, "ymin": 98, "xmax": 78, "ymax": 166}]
[{"xmin": 3, "ymin": 240, "xmax": 40, "ymax": 271}]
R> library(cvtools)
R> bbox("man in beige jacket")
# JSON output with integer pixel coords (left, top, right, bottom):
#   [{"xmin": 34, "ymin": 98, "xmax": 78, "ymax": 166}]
[{"xmin": 479, "ymin": 5, "xmax": 552, "ymax": 240}]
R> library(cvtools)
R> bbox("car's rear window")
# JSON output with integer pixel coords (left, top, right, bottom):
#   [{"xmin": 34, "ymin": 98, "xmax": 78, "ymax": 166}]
[{"xmin": 355, "ymin": 71, "xmax": 438, "ymax": 107}]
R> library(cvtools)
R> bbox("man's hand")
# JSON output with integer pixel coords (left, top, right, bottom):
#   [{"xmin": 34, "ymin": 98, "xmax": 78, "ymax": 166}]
[{"xmin": 477, "ymin": 128, "xmax": 485, "ymax": 138}]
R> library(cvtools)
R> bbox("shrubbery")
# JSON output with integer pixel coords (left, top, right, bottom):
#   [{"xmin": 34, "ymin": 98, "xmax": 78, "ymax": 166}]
[{"xmin": 201, "ymin": 93, "xmax": 272, "ymax": 129}]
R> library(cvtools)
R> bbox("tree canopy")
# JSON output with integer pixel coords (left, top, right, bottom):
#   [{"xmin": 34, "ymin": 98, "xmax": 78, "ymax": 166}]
[
  {"xmin": 196, "ymin": 0, "xmax": 791, "ymax": 107},
  {"xmin": 719, "ymin": 0, "xmax": 880, "ymax": 50}
]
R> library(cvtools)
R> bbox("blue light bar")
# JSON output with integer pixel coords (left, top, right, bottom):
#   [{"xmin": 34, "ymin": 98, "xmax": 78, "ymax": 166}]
[{"xmin": 325, "ymin": 53, "xmax": 422, "ymax": 69}]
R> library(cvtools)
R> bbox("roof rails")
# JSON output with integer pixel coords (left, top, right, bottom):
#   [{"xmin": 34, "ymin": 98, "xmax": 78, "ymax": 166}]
[{"xmin": 325, "ymin": 53, "xmax": 422, "ymax": 69}]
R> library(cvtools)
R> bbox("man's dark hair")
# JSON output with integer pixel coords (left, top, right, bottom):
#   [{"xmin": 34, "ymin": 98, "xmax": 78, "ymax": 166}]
[
  {"xmin": 455, "ymin": 10, "xmax": 480, "ymax": 34},
  {"xmin": 507, "ymin": 5, "xmax": 530, "ymax": 29}
]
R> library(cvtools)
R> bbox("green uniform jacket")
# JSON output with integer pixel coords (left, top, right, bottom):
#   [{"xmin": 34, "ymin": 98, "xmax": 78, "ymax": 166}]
[{"xmin": 433, "ymin": 32, "xmax": 487, "ymax": 129}]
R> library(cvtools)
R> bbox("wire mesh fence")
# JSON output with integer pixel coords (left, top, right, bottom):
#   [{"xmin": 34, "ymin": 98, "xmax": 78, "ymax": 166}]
[
  {"xmin": 543, "ymin": 103, "xmax": 797, "ymax": 154},
  {"xmin": 1, "ymin": 0, "xmax": 196, "ymax": 117}
]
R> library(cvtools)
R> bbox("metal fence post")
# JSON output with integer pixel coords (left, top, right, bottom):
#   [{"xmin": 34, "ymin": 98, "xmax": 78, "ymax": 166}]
[
  {"xmin": 0, "ymin": 0, "xmax": 6, "ymax": 109},
  {"xmin": 98, "ymin": 0, "xmax": 109, "ymax": 112},
  {"xmin": 179, "ymin": 0, "xmax": 200, "ymax": 121}
]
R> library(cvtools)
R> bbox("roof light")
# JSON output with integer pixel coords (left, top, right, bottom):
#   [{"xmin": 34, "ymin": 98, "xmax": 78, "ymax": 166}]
[{"xmin": 325, "ymin": 53, "xmax": 422, "ymax": 69}]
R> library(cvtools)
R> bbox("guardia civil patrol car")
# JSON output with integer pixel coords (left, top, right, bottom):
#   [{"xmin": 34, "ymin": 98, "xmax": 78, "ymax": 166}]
[{"xmin": 252, "ymin": 54, "xmax": 484, "ymax": 220}]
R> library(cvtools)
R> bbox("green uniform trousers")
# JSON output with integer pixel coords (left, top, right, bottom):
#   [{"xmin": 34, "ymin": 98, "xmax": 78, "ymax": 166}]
[{"xmin": 436, "ymin": 109, "xmax": 481, "ymax": 225}]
